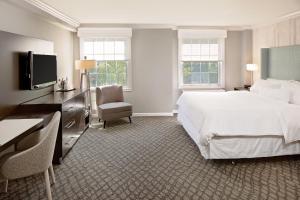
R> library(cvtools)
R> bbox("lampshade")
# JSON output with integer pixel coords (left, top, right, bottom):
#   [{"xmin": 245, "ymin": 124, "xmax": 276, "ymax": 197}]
[
  {"xmin": 246, "ymin": 64, "xmax": 257, "ymax": 71},
  {"xmin": 75, "ymin": 59, "xmax": 96, "ymax": 70}
]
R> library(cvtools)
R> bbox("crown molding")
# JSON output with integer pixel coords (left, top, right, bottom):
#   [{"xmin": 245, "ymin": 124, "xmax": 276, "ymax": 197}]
[
  {"xmin": 23, "ymin": 0, "xmax": 80, "ymax": 27},
  {"xmin": 9, "ymin": 0, "xmax": 80, "ymax": 30}
]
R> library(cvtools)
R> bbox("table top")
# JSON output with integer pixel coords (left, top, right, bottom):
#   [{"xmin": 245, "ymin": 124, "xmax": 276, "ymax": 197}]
[{"xmin": 0, "ymin": 118, "xmax": 43, "ymax": 146}]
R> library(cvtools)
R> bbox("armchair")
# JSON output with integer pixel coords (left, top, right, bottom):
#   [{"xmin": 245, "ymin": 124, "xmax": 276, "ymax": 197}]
[{"xmin": 96, "ymin": 85, "xmax": 132, "ymax": 128}]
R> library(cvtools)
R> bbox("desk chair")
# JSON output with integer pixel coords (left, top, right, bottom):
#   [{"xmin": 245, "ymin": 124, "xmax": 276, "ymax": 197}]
[{"xmin": 0, "ymin": 112, "xmax": 61, "ymax": 200}]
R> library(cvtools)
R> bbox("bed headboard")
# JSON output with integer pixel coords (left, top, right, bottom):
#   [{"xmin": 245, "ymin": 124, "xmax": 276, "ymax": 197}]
[{"xmin": 261, "ymin": 45, "xmax": 300, "ymax": 81}]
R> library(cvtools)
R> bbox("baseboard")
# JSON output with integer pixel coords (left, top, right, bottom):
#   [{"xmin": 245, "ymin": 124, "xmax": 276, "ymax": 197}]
[
  {"xmin": 133, "ymin": 113, "xmax": 174, "ymax": 117},
  {"xmin": 91, "ymin": 112, "xmax": 174, "ymax": 118}
]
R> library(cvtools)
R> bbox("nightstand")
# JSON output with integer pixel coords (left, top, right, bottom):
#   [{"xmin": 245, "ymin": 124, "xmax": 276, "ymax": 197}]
[{"xmin": 234, "ymin": 87, "xmax": 250, "ymax": 91}]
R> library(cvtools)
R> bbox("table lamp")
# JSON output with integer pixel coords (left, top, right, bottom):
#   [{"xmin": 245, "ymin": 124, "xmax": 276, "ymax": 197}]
[{"xmin": 246, "ymin": 64, "xmax": 257, "ymax": 86}]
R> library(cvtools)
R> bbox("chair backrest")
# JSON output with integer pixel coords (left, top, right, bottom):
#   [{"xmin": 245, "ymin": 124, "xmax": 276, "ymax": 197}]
[
  {"xmin": 0, "ymin": 111, "xmax": 61, "ymax": 179},
  {"xmin": 96, "ymin": 85, "xmax": 124, "ymax": 105}
]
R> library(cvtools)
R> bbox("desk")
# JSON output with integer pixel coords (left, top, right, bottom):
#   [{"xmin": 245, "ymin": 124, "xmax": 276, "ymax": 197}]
[{"xmin": 0, "ymin": 119, "xmax": 43, "ymax": 151}]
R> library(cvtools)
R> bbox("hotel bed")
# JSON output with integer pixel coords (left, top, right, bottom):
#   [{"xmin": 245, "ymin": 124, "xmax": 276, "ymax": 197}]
[{"xmin": 177, "ymin": 45, "xmax": 300, "ymax": 159}]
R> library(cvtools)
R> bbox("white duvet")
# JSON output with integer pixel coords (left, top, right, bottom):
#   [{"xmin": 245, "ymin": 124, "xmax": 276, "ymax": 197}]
[{"xmin": 177, "ymin": 91, "xmax": 300, "ymax": 145}]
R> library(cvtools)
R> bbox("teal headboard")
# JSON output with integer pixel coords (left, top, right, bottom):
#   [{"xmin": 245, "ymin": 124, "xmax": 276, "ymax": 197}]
[{"xmin": 261, "ymin": 45, "xmax": 300, "ymax": 81}]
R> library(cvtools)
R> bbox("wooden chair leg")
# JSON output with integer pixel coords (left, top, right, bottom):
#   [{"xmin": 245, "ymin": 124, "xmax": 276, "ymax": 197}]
[
  {"xmin": 103, "ymin": 120, "xmax": 106, "ymax": 129},
  {"xmin": 128, "ymin": 116, "xmax": 132, "ymax": 123},
  {"xmin": 44, "ymin": 170, "xmax": 53, "ymax": 200},
  {"xmin": 49, "ymin": 165, "xmax": 56, "ymax": 184}
]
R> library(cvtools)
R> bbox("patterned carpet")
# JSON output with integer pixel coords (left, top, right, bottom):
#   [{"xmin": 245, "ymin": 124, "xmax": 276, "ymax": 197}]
[{"xmin": 1, "ymin": 117, "xmax": 300, "ymax": 200}]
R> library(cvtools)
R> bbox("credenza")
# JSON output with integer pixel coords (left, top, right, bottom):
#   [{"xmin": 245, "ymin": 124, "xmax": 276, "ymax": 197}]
[{"xmin": 12, "ymin": 89, "xmax": 90, "ymax": 164}]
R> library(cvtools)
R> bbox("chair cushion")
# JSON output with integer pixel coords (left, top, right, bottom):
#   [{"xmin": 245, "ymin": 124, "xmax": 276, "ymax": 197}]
[
  {"xmin": 96, "ymin": 85, "xmax": 124, "ymax": 105},
  {"xmin": 98, "ymin": 102, "xmax": 132, "ymax": 114}
]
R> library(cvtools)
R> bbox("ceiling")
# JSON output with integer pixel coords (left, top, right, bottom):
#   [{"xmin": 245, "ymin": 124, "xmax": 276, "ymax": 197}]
[{"xmin": 40, "ymin": 0, "xmax": 300, "ymax": 27}]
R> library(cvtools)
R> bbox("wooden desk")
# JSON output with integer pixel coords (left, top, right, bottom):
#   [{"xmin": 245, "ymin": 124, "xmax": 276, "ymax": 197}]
[{"xmin": 0, "ymin": 118, "xmax": 43, "ymax": 152}]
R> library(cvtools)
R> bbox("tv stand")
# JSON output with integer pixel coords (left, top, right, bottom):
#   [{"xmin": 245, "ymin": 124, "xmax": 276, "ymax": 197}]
[{"xmin": 15, "ymin": 89, "xmax": 90, "ymax": 164}]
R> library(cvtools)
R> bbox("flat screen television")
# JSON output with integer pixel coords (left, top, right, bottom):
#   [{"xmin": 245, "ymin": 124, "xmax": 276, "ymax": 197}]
[{"xmin": 19, "ymin": 51, "xmax": 57, "ymax": 90}]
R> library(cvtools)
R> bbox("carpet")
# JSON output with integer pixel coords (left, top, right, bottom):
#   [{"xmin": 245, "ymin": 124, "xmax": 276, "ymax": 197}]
[{"xmin": 0, "ymin": 117, "xmax": 300, "ymax": 200}]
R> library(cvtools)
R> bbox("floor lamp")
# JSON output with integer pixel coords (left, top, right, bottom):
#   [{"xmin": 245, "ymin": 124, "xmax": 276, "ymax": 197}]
[
  {"xmin": 75, "ymin": 59, "xmax": 96, "ymax": 123},
  {"xmin": 246, "ymin": 64, "xmax": 257, "ymax": 86}
]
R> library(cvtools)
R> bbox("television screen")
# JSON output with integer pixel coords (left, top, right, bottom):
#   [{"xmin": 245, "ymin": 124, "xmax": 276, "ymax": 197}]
[{"xmin": 32, "ymin": 54, "xmax": 57, "ymax": 86}]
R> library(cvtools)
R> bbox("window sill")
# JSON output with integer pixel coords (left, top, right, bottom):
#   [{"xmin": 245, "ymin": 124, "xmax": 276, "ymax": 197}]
[
  {"xmin": 179, "ymin": 84, "xmax": 224, "ymax": 90},
  {"xmin": 90, "ymin": 87, "xmax": 132, "ymax": 92}
]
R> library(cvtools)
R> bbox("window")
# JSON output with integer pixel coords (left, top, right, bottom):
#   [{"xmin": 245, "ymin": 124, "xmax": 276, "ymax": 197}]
[
  {"xmin": 178, "ymin": 30, "xmax": 226, "ymax": 88},
  {"xmin": 78, "ymin": 28, "xmax": 132, "ymax": 90}
]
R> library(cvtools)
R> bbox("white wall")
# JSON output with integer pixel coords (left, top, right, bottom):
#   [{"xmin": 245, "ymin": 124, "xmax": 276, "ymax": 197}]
[
  {"xmin": 253, "ymin": 16, "xmax": 300, "ymax": 80},
  {"xmin": 0, "ymin": 1, "xmax": 75, "ymax": 86}
]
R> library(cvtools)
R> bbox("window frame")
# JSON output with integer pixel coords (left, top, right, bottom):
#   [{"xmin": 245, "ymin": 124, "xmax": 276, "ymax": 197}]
[
  {"xmin": 178, "ymin": 35, "xmax": 226, "ymax": 89},
  {"xmin": 79, "ymin": 31, "xmax": 132, "ymax": 91}
]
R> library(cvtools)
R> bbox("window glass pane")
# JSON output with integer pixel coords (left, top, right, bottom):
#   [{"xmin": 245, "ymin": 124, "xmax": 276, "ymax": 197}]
[
  {"xmin": 115, "ymin": 41, "xmax": 125, "ymax": 54},
  {"xmin": 104, "ymin": 54, "xmax": 115, "ymax": 60},
  {"xmin": 209, "ymin": 73, "xmax": 218, "ymax": 83},
  {"xmin": 116, "ymin": 61, "xmax": 127, "ymax": 73},
  {"xmin": 191, "ymin": 62, "xmax": 200, "ymax": 72},
  {"xmin": 209, "ymin": 56, "xmax": 218, "ymax": 60},
  {"xmin": 117, "ymin": 73, "xmax": 127, "ymax": 85},
  {"xmin": 84, "ymin": 41, "xmax": 93, "ymax": 54},
  {"xmin": 201, "ymin": 62, "xmax": 209, "ymax": 72},
  {"xmin": 85, "ymin": 55, "xmax": 94, "ymax": 60},
  {"xmin": 209, "ymin": 44, "xmax": 218, "ymax": 56},
  {"xmin": 94, "ymin": 41, "xmax": 104, "ymax": 54},
  {"xmin": 191, "ymin": 44, "xmax": 200, "ymax": 55},
  {"xmin": 98, "ymin": 73, "xmax": 106, "ymax": 85},
  {"xmin": 115, "ymin": 55, "xmax": 125, "ymax": 60},
  {"xmin": 201, "ymin": 73, "xmax": 209, "ymax": 83},
  {"xmin": 191, "ymin": 72, "xmax": 200, "ymax": 84},
  {"xmin": 94, "ymin": 55, "xmax": 104, "ymax": 61},
  {"xmin": 182, "ymin": 55, "xmax": 192, "ymax": 61},
  {"xmin": 97, "ymin": 62, "xmax": 106, "ymax": 73},
  {"xmin": 89, "ymin": 74, "xmax": 97, "ymax": 87},
  {"xmin": 200, "ymin": 43, "xmax": 209, "ymax": 55},
  {"xmin": 208, "ymin": 62, "xmax": 218, "ymax": 73},
  {"xmin": 104, "ymin": 41, "xmax": 114, "ymax": 54},
  {"xmin": 183, "ymin": 62, "xmax": 192, "ymax": 84},
  {"xmin": 182, "ymin": 44, "xmax": 192, "ymax": 56}
]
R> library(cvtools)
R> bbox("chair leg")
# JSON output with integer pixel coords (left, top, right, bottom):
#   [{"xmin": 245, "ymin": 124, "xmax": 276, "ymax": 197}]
[
  {"xmin": 103, "ymin": 120, "xmax": 106, "ymax": 129},
  {"xmin": 4, "ymin": 180, "xmax": 8, "ymax": 193},
  {"xmin": 44, "ymin": 170, "xmax": 53, "ymax": 200},
  {"xmin": 49, "ymin": 165, "xmax": 56, "ymax": 184},
  {"xmin": 128, "ymin": 116, "xmax": 132, "ymax": 123}
]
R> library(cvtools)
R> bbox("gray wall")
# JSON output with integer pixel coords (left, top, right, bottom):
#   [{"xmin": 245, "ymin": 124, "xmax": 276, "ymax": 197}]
[
  {"xmin": 84, "ymin": 29, "xmax": 253, "ymax": 113},
  {"xmin": 225, "ymin": 30, "xmax": 252, "ymax": 90},
  {"xmin": 125, "ymin": 29, "xmax": 175, "ymax": 113},
  {"xmin": 0, "ymin": 1, "xmax": 75, "ymax": 86}
]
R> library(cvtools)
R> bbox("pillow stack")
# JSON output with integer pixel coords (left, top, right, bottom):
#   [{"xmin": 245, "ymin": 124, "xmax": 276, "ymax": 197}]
[{"xmin": 250, "ymin": 79, "xmax": 300, "ymax": 105}]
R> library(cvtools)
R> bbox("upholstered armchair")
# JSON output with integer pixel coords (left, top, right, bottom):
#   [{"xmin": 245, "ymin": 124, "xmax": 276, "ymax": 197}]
[
  {"xmin": 0, "ymin": 112, "xmax": 61, "ymax": 200},
  {"xmin": 96, "ymin": 85, "xmax": 132, "ymax": 128}
]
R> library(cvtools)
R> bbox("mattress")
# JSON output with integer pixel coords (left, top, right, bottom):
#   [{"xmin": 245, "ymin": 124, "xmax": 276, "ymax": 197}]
[{"xmin": 178, "ymin": 107, "xmax": 300, "ymax": 159}]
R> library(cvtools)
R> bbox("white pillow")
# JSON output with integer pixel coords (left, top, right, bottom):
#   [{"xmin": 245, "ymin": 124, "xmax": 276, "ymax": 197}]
[
  {"xmin": 250, "ymin": 79, "xmax": 282, "ymax": 93},
  {"xmin": 281, "ymin": 81, "xmax": 300, "ymax": 105},
  {"xmin": 258, "ymin": 87, "xmax": 290, "ymax": 103}
]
